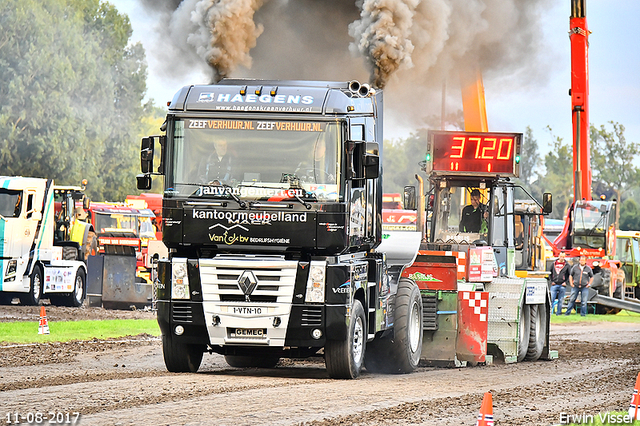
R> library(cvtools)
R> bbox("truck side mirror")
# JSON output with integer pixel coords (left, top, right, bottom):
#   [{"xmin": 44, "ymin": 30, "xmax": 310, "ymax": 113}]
[
  {"xmin": 542, "ymin": 192, "xmax": 552, "ymax": 214},
  {"xmin": 137, "ymin": 174, "xmax": 152, "ymax": 190},
  {"xmin": 83, "ymin": 196, "xmax": 90, "ymax": 210},
  {"xmin": 403, "ymin": 186, "xmax": 417, "ymax": 210},
  {"xmin": 141, "ymin": 137, "xmax": 155, "ymax": 174},
  {"xmin": 364, "ymin": 142, "xmax": 379, "ymax": 179}
]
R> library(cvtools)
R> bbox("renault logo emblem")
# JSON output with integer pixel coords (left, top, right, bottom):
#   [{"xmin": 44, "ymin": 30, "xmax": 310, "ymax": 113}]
[{"xmin": 238, "ymin": 271, "xmax": 258, "ymax": 300}]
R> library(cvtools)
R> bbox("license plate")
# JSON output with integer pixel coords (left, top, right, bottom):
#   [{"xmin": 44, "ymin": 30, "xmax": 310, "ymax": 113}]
[
  {"xmin": 232, "ymin": 306, "xmax": 263, "ymax": 315},
  {"xmin": 230, "ymin": 328, "xmax": 267, "ymax": 338}
]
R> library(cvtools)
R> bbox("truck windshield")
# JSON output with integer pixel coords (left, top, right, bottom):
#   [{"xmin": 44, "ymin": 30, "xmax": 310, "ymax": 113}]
[
  {"xmin": 167, "ymin": 119, "xmax": 341, "ymax": 202},
  {"xmin": 94, "ymin": 212, "xmax": 139, "ymax": 235},
  {"xmin": 572, "ymin": 201, "xmax": 608, "ymax": 249},
  {"xmin": 0, "ymin": 189, "xmax": 22, "ymax": 218}
]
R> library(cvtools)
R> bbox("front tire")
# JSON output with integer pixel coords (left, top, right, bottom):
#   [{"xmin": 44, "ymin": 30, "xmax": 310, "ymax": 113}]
[
  {"xmin": 162, "ymin": 334, "xmax": 205, "ymax": 373},
  {"xmin": 526, "ymin": 303, "xmax": 547, "ymax": 361},
  {"xmin": 21, "ymin": 265, "xmax": 43, "ymax": 306},
  {"xmin": 325, "ymin": 299, "xmax": 366, "ymax": 379},
  {"xmin": 67, "ymin": 269, "xmax": 86, "ymax": 307},
  {"xmin": 365, "ymin": 279, "xmax": 423, "ymax": 374}
]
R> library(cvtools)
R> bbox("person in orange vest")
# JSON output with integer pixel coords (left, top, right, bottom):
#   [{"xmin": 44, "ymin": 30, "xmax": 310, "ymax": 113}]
[{"xmin": 565, "ymin": 255, "xmax": 594, "ymax": 316}]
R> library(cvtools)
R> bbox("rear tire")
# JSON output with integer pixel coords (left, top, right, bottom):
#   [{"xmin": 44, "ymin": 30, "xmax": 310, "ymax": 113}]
[
  {"xmin": 613, "ymin": 272, "xmax": 625, "ymax": 299},
  {"xmin": 162, "ymin": 334, "xmax": 204, "ymax": 373},
  {"xmin": 517, "ymin": 303, "xmax": 531, "ymax": 362},
  {"xmin": 62, "ymin": 246, "xmax": 78, "ymax": 261},
  {"xmin": 224, "ymin": 355, "xmax": 280, "ymax": 368},
  {"xmin": 526, "ymin": 303, "xmax": 547, "ymax": 361},
  {"xmin": 365, "ymin": 279, "xmax": 423, "ymax": 374},
  {"xmin": 83, "ymin": 230, "xmax": 98, "ymax": 262},
  {"xmin": 67, "ymin": 269, "xmax": 86, "ymax": 307},
  {"xmin": 325, "ymin": 299, "xmax": 366, "ymax": 379},
  {"xmin": 21, "ymin": 265, "xmax": 43, "ymax": 306}
]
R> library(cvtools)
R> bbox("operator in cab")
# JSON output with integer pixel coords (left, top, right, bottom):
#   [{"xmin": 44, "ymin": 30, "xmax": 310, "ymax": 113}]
[{"xmin": 459, "ymin": 188, "xmax": 487, "ymax": 233}]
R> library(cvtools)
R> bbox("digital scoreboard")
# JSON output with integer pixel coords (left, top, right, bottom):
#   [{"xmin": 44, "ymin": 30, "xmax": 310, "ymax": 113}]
[{"xmin": 426, "ymin": 131, "xmax": 522, "ymax": 177}]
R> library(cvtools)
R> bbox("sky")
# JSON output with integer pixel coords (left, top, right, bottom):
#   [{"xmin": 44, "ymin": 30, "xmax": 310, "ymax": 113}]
[{"xmin": 111, "ymin": 0, "xmax": 639, "ymax": 160}]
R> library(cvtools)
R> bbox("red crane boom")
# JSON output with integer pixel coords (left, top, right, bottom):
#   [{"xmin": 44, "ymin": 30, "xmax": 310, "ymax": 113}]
[{"xmin": 570, "ymin": 0, "xmax": 591, "ymax": 201}]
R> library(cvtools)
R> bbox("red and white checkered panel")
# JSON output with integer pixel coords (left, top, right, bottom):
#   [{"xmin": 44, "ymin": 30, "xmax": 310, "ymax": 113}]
[{"xmin": 462, "ymin": 291, "xmax": 489, "ymax": 322}]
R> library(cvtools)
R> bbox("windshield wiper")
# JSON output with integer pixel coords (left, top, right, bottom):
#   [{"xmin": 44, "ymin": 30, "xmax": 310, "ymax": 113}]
[
  {"xmin": 219, "ymin": 183, "xmax": 248, "ymax": 209},
  {"xmin": 293, "ymin": 192, "xmax": 313, "ymax": 210}
]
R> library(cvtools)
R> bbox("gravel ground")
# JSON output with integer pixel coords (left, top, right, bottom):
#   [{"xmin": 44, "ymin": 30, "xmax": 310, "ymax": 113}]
[{"xmin": 1, "ymin": 305, "xmax": 639, "ymax": 426}]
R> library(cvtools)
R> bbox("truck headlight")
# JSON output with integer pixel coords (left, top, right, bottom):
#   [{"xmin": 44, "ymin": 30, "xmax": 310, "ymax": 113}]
[
  {"xmin": 171, "ymin": 260, "xmax": 190, "ymax": 300},
  {"xmin": 305, "ymin": 261, "xmax": 326, "ymax": 303},
  {"xmin": 5, "ymin": 260, "xmax": 17, "ymax": 281}
]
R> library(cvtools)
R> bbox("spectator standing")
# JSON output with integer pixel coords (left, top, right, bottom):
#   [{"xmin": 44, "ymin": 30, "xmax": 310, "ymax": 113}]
[
  {"xmin": 565, "ymin": 255, "xmax": 594, "ymax": 317},
  {"xmin": 548, "ymin": 252, "xmax": 571, "ymax": 315}
]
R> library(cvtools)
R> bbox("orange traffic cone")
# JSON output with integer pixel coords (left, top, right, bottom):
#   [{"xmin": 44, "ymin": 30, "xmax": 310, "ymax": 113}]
[
  {"xmin": 629, "ymin": 372, "xmax": 640, "ymax": 420},
  {"xmin": 476, "ymin": 392, "xmax": 494, "ymax": 426},
  {"xmin": 38, "ymin": 306, "xmax": 50, "ymax": 335}
]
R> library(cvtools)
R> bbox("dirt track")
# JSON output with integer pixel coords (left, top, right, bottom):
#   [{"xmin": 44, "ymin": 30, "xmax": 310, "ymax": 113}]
[{"xmin": 1, "ymin": 306, "xmax": 639, "ymax": 426}]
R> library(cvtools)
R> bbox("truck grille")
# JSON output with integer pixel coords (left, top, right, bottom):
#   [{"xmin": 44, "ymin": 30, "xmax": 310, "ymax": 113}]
[
  {"xmin": 172, "ymin": 304, "xmax": 194, "ymax": 323},
  {"xmin": 199, "ymin": 257, "xmax": 297, "ymax": 304},
  {"xmin": 422, "ymin": 294, "xmax": 438, "ymax": 331},
  {"xmin": 301, "ymin": 307, "xmax": 323, "ymax": 327}
]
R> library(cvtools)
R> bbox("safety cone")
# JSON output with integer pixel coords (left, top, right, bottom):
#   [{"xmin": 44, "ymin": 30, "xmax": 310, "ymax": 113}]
[
  {"xmin": 38, "ymin": 306, "xmax": 50, "ymax": 335},
  {"xmin": 476, "ymin": 392, "xmax": 494, "ymax": 426},
  {"xmin": 629, "ymin": 372, "xmax": 640, "ymax": 420}
]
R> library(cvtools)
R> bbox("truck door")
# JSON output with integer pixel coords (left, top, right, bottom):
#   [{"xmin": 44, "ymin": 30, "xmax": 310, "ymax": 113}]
[
  {"xmin": 490, "ymin": 185, "xmax": 515, "ymax": 276},
  {"xmin": 617, "ymin": 237, "xmax": 634, "ymax": 284}
]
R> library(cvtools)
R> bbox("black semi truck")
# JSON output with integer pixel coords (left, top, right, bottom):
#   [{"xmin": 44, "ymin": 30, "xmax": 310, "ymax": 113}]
[{"xmin": 137, "ymin": 80, "xmax": 424, "ymax": 379}]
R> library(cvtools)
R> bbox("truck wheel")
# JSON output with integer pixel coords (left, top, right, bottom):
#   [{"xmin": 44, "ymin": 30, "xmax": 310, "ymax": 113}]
[
  {"xmin": 63, "ymin": 246, "xmax": 78, "ymax": 260},
  {"xmin": 365, "ymin": 279, "xmax": 422, "ymax": 374},
  {"xmin": 600, "ymin": 268, "xmax": 612, "ymax": 296},
  {"xmin": 517, "ymin": 303, "xmax": 531, "ymax": 362},
  {"xmin": 83, "ymin": 230, "xmax": 98, "ymax": 261},
  {"xmin": 21, "ymin": 265, "xmax": 43, "ymax": 306},
  {"xmin": 613, "ymin": 272, "xmax": 625, "ymax": 299},
  {"xmin": 325, "ymin": 299, "xmax": 366, "ymax": 379},
  {"xmin": 162, "ymin": 334, "xmax": 204, "ymax": 373},
  {"xmin": 224, "ymin": 355, "xmax": 280, "ymax": 368},
  {"xmin": 67, "ymin": 269, "xmax": 86, "ymax": 307},
  {"xmin": 526, "ymin": 303, "xmax": 547, "ymax": 361}
]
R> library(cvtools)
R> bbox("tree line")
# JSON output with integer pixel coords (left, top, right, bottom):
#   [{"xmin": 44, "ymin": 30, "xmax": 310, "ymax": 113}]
[{"xmin": 0, "ymin": 0, "xmax": 163, "ymax": 202}]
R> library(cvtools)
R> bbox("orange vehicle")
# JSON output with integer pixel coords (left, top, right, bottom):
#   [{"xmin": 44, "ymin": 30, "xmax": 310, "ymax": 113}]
[
  {"xmin": 382, "ymin": 193, "xmax": 417, "ymax": 231},
  {"xmin": 125, "ymin": 193, "xmax": 165, "ymax": 285},
  {"xmin": 126, "ymin": 193, "xmax": 163, "ymax": 240}
]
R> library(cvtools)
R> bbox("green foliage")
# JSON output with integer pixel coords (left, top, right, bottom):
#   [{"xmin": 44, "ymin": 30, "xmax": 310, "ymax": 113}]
[
  {"xmin": 519, "ymin": 126, "xmax": 540, "ymax": 187},
  {"xmin": 620, "ymin": 198, "xmax": 640, "ymax": 231},
  {"xmin": 382, "ymin": 129, "xmax": 430, "ymax": 194},
  {"xmin": 0, "ymin": 0, "xmax": 148, "ymax": 202},
  {"xmin": 550, "ymin": 310, "xmax": 640, "ymax": 324},
  {"xmin": 590, "ymin": 122, "xmax": 640, "ymax": 226},
  {"xmin": 0, "ymin": 319, "xmax": 159, "ymax": 344}
]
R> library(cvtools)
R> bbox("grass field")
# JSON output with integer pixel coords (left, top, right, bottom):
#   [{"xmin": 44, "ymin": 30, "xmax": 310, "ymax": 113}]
[
  {"xmin": 0, "ymin": 319, "xmax": 160, "ymax": 344},
  {"xmin": 550, "ymin": 309, "xmax": 640, "ymax": 324}
]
